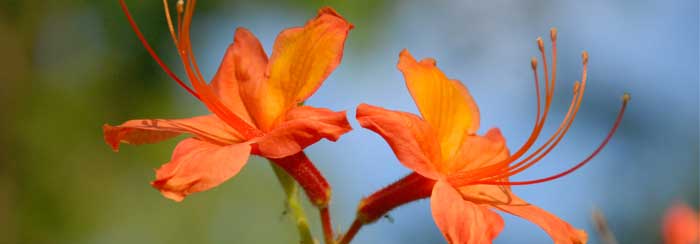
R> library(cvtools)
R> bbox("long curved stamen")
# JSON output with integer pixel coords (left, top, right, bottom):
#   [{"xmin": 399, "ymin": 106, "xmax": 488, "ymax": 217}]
[
  {"xmin": 118, "ymin": 0, "xmax": 200, "ymax": 100},
  {"xmin": 162, "ymin": 0, "xmax": 179, "ymax": 47},
  {"xmin": 176, "ymin": 0, "xmax": 263, "ymax": 139},
  {"xmin": 532, "ymin": 57, "xmax": 543, "ymax": 131},
  {"xmin": 176, "ymin": 0, "xmax": 184, "ymax": 36},
  {"xmin": 538, "ymin": 37, "xmax": 552, "ymax": 95},
  {"xmin": 480, "ymin": 93, "xmax": 629, "ymax": 185},
  {"xmin": 489, "ymin": 52, "xmax": 588, "ymax": 180},
  {"xmin": 448, "ymin": 32, "xmax": 560, "ymax": 185},
  {"xmin": 448, "ymin": 81, "xmax": 578, "ymax": 187},
  {"xmin": 484, "ymin": 80, "xmax": 583, "ymax": 181},
  {"xmin": 550, "ymin": 28, "xmax": 558, "ymax": 93}
]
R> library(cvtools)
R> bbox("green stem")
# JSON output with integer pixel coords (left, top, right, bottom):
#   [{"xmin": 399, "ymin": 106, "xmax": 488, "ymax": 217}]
[{"xmin": 269, "ymin": 162, "xmax": 315, "ymax": 244}]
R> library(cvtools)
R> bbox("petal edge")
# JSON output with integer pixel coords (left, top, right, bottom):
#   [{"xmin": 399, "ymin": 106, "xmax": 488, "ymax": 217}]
[
  {"xmin": 254, "ymin": 106, "xmax": 352, "ymax": 158},
  {"xmin": 151, "ymin": 138, "xmax": 251, "ymax": 202},
  {"xmin": 103, "ymin": 115, "xmax": 242, "ymax": 151},
  {"xmin": 431, "ymin": 180, "xmax": 505, "ymax": 244},
  {"xmin": 356, "ymin": 103, "xmax": 442, "ymax": 180}
]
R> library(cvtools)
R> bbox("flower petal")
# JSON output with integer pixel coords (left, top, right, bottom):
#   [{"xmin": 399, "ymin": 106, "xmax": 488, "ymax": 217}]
[
  {"xmin": 248, "ymin": 7, "xmax": 353, "ymax": 130},
  {"xmin": 662, "ymin": 202, "xmax": 699, "ymax": 244},
  {"xmin": 224, "ymin": 27, "xmax": 270, "ymax": 127},
  {"xmin": 398, "ymin": 49, "xmax": 480, "ymax": 160},
  {"xmin": 209, "ymin": 28, "xmax": 267, "ymax": 125},
  {"xmin": 103, "ymin": 115, "xmax": 243, "ymax": 151},
  {"xmin": 356, "ymin": 103, "xmax": 442, "ymax": 180},
  {"xmin": 492, "ymin": 190, "xmax": 588, "ymax": 244},
  {"xmin": 457, "ymin": 183, "xmax": 586, "ymax": 244},
  {"xmin": 448, "ymin": 128, "xmax": 509, "ymax": 174},
  {"xmin": 431, "ymin": 180, "xmax": 504, "ymax": 244},
  {"xmin": 151, "ymin": 138, "xmax": 251, "ymax": 202},
  {"xmin": 254, "ymin": 106, "xmax": 351, "ymax": 158}
]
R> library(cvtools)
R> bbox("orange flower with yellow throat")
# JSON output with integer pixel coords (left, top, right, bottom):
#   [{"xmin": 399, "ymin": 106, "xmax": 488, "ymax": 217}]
[
  {"xmin": 104, "ymin": 0, "xmax": 353, "ymax": 203},
  {"xmin": 347, "ymin": 29, "xmax": 629, "ymax": 244}
]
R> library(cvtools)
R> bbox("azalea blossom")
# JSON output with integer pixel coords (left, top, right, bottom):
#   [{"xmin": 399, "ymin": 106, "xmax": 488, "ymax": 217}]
[
  {"xmin": 663, "ymin": 202, "xmax": 699, "ymax": 244},
  {"xmin": 104, "ymin": 1, "xmax": 353, "ymax": 202},
  {"xmin": 353, "ymin": 29, "xmax": 628, "ymax": 244}
]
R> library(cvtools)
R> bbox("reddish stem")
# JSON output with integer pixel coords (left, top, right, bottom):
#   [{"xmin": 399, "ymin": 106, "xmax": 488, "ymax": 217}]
[
  {"xmin": 320, "ymin": 207, "xmax": 334, "ymax": 244},
  {"xmin": 338, "ymin": 219, "xmax": 362, "ymax": 244}
]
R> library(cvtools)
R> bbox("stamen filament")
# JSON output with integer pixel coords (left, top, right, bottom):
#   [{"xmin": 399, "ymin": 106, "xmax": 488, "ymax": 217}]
[
  {"xmin": 118, "ymin": 0, "xmax": 200, "ymax": 100},
  {"xmin": 476, "ymin": 50, "xmax": 588, "ymax": 182},
  {"xmin": 538, "ymin": 37, "xmax": 553, "ymax": 95},
  {"xmin": 487, "ymin": 80, "xmax": 583, "ymax": 181},
  {"xmin": 531, "ymin": 57, "xmax": 542, "ymax": 138},
  {"xmin": 177, "ymin": 0, "xmax": 184, "ymax": 36},
  {"xmin": 550, "ymin": 28, "xmax": 558, "ymax": 92},
  {"xmin": 490, "ymin": 49, "xmax": 586, "ymax": 180},
  {"xmin": 448, "ymin": 34, "xmax": 561, "ymax": 185},
  {"xmin": 162, "ymin": 0, "xmax": 179, "ymax": 47},
  {"xmin": 175, "ymin": 0, "xmax": 262, "ymax": 139},
  {"xmin": 480, "ymin": 93, "xmax": 629, "ymax": 185}
]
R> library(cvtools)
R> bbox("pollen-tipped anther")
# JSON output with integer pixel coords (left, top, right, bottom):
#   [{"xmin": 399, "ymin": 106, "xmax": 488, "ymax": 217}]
[
  {"xmin": 176, "ymin": 0, "xmax": 185, "ymax": 14},
  {"xmin": 550, "ymin": 28, "xmax": 558, "ymax": 42},
  {"xmin": 573, "ymin": 81, "xmax": 581, "ymax": 94},
  {"xmin": 622, "ymin": 93, "xmax": 631, "ymax": 103},
  {"xmin": 531, "ymin": 57, "xmax": 538, "ymax": 70},
  {"xmin": 582, "ymin": 51, "xmax": 589, "ymax": 65},
  {"xmin": 537, "ymin": 37, "xmax": 545, "ymax": 51}
]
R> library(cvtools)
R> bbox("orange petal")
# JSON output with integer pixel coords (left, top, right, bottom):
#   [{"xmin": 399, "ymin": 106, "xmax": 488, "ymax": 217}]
[
  {"xmin": 356, "ymin": 103, "xmax": 442, "ymax": 180},
  {"xmin": 249, "ymin": 7, "xmax": 353, "ymax": 130},
  {"xmin": 151, "ymin": 138, "xmax": 251, "ymax": 202},
  {"xmin": 663, "ymin": 202, "xmax": 699, "ymax": 244},
  {"xmin": 254, "ymin": 106, "xmax": 351, "ymax": 159},
  {"xmin": 448, "ymin": 128, "xmax": 509, "ymax": 175},
  {"xmin": 103, "ymin": 115, "xmax": 242, "ymax": 151},
  {"xmin": 398, "ymin": 49, "xmax": 480, "ymax": 160},
  {"xmin": 222, "ymin": 27, "xmax": 269, "ymax": 127},
  {"xmin": 490, "ymin": 190, "xmax": 588, "ymax": 244},
  {"xmin": 431, "ymin": 180, "xmax": 505, "ymax": 244},
  {"xmin": 209, "ymin": 28, "xmax": 266, "ymax": 125}
]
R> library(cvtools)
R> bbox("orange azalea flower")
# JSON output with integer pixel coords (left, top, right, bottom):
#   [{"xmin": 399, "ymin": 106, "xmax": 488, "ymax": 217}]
[
  {"xmin": 104, "ymin": 1, "xmax": 353, "ymax": 202},
  {"xmin": 356, "ymin": 29, "xmax": 628, "ymax": 243},
  {"xmin": 663, "ymin": 202, "xmax": 699, "ymax": 244}
]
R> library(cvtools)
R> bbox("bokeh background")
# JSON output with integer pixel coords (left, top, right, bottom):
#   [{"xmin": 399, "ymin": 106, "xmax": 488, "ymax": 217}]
[{"xmin": 1, "ymin": 0, "xmax": 698, "ymax": 243}]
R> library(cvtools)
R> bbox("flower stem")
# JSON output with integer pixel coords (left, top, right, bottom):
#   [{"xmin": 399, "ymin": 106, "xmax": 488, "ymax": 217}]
[
  {"xmin": 338, "ymin": 172, "xmax": 435, "ymax": 243},
  {"xmin": 357, "ymin": 172, "xmax": 434, "ymax": 223},
  {"xmin": 269, "ymin": 152, "xmax": 335, "ymax": 243},
  {"xmin": 269, "ymin": 162, "xmax": 315, "ymax": 244},
  {"xmin": 320, "ymin": 207, "xmax": 335, "ymax": 244},
  {"xmin": 338, "ymin": 219, "xmax": 362, "ymax": 244}
]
